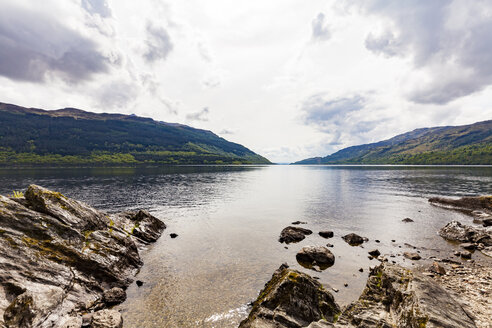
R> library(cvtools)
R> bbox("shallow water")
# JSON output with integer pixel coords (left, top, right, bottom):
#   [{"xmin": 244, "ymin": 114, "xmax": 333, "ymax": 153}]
[{"xmin": 0, "ymin": 165, "xmax": 491, "ymax": 327}]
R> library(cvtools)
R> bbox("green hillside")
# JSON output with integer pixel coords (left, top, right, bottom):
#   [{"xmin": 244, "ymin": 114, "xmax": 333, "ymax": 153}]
[
  {"xmin": 294, "ymin": 120, "xmax": 492, "ymax": 165},
  {"xmin": 0, "ymin": 102, "xmax": 270, "ymax": 166}
]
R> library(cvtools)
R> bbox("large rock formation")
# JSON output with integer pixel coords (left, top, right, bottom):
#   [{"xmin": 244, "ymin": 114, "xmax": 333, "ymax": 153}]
[
  {"xmin": 238, "ymin": 264, "xmax": 340, "ymax": 328},
  {"xmin": 429, "ymin": 195, "xmax": 492, "ymax": 212},
  {"xmin": 0, "ymin": 185, "xmax": 165, "ymax": 327},
  {"xmin": 438, "ymin": 221, "xmax": 492, "ymax": 258},
  {"xmin": 429, "ymin": 196, "xmax": 492, "ymax": 222},
  {"xmin": 332, "ymin": 264, "xmax": 476, "ymax": 328},
  {"xmin": 243, "ymin": 263, "xmax": 476, "ymax": 328},
  {"xmin": 439, "ymin": 221, "xmax": 492, "ymax": 246}
]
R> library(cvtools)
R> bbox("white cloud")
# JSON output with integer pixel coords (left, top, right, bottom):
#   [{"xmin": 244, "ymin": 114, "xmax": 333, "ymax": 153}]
[{"xmin": 0, "ymin": 0, "xmax": 491, "ymax": 163}]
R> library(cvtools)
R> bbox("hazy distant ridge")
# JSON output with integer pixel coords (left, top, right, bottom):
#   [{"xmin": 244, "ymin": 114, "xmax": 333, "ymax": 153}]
[{"xmin": 294, "ymin": 120, "xmax": 492, "ymax": 165}]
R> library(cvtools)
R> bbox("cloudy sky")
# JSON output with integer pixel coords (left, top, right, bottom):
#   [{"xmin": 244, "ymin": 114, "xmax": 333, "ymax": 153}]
[{"xmin": 1, "ymin": 0, "xmax": 492, "ymax": 163}]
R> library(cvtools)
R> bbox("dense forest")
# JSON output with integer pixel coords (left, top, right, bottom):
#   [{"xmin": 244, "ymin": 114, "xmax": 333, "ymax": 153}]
[
  {"xmin": 295, "ymin": 120, "xmax": 492, "ymax": 165},
  {"xmin": 0, "ymin": 103, "xmax": 270, "ymax": 166}
]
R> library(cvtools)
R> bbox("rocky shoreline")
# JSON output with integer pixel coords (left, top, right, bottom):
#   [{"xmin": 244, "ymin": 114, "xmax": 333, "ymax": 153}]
[
  {"xmin": 0, "ymin": 187, "xmax": 490, "ymax": 328},
  {"xmin": 240, "ymin": 195, "xmax": 492, "ymax": 328},
  {"xmin": 0, "ymin": 185, "xmax": 166, "ymax": 327}
]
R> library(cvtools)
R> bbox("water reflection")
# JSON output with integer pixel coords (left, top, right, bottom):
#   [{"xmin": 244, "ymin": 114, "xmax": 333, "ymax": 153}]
[{"xmin": 0, "ymin": 165, "xmax": 491, "ymax": 327}]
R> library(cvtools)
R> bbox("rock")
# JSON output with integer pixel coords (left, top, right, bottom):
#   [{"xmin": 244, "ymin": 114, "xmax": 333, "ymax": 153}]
[
  {"xmin": 439, "ymin": 221, "xmax": 492, "ymax": 246},
  {"xmin": 359, "ymin": 268, "xmax": 364, "ymax": 272},
  {"xmin": 429, "ymin": 195, "xmax": 492, "ymax": 213},
  {"xmin": 118, "ymin": 210, "xmax": 166, "ymax": 243},
  {"xmin": 296, "ymin": 246, "xmax": 335, "ymax": 270},
  {"xmin": 342, "ymin": 233, "xmax": 366, "ymax": 246},
  {"xmin": 460, "ymin": 251, "xmax": 472, "ymax": 259},
  {"xmin": 402, "ymin": 218, "xmax": 414, "ymax": 222},
  {"xmin": 291, "ymin": 221, "xmax": 307, "ymax": 225},
  {"xmin": 59, "ymin": 316, "xmax": 83, "ymax": 328},
  {"xmin": 136, "ymin": 280, "xmax": 144, "ymax": 287},
  {"xmin": 319, "ymin": 231, "xmax": 334, "ymax": 238},
  {"xmin": 0, "ymin": 185, "xmax": 165, "ymax": 327},
  {"xmin": 403, "ymin": 252, "xmax": 421, "ymax": 260},
  {"xmin": 483, "ymin": 218, "xmax": 492, "ymax": 227},
  {"xmin": 368, "ymin": 249, "xmax": 380, "ymax": 257},
  {"xmin": 334, "ymin": 263, "xmax": 476, "ymax": 328},
  {"xmin": 82, "ymin": 313, "xmax": 93, "ymax": 326},
  {"xmin": 375, "ymin": 239, "xmax": 380, "ymax": 243},
  {"xmin": 91, "ymin": 310, "xmax": 123, "ymax": 328},
  {"xmin": 429, "ymin": 262, "xmax": 446, "ymax": 275},
  {"xmin": 238, "ymin": 265, "xmax": 341, "ymax": 328},
  {"xmin": 344, "ymin": 283, "xmax": 348, "ymax": 287},
  {"xmin": 326, "ymin": 243, "xmax": 333, "ymax": 247},
  {"xmin": 103, "ymin": 287, "xmax": 126, "ymax": 305},
  {"xmin": 307, "ymin": 321, "xmax": 334, "ymax": 327},
  {"xmin": 24, "ymin": 185, "xmax": 108, "ymax": 231},
  {"xmin": 460, "ymin": 242, "xmax": 476, "ymax": 250},
  {"xmin": 481, "ymin": 246, "xmax": 492, "ymax": 257},
  {"xmin": 170, "ymin": 233, "xmax": 178, "ymax": 238},
  {"xmin": 3, "ymin": 287, "xmax": 64, "ymax": 328},
  {"xmin": 279, "ymin": 226, "xmax": 313, "ymax": 244}
]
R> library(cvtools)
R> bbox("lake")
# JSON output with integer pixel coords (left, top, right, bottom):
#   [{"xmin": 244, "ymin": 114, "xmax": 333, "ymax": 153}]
[{"xmin": 0, "ymin": 165, "xmax": 491, "ymax": 327}]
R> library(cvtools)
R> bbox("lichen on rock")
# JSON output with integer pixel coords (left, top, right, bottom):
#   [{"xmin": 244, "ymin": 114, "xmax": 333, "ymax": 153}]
[{"xmin": 0, "ymin": 185, "xmax": 165, "ymax": 327}]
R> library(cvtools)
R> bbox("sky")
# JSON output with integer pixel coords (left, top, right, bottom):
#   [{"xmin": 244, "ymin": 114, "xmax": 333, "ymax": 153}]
[{"xmin": 1, "ymin": 0, "xmax": 492, "ymax": 163}]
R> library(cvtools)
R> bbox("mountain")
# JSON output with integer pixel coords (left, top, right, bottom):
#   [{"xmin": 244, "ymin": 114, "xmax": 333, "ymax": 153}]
[
  {"xmin": 0, "ymin": 102, "xmax": 270, "ymax": 166},
  {"xmin": 294, "ymin": 120, "xmax": 492, "ymax": 165}
]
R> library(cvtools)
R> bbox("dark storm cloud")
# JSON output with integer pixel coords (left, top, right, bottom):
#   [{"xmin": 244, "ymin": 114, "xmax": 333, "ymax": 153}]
[
  {"xmin": 0, "ymin": 3, "xmax": 110, "ymax": 83},
  {"xmin": 144, "ymin": 23, "xmax": 174, "ymax": 63},
  {"xmin": 81, "ymin": 0, "xmax": 112, "ymax": 18},
  {"xmin": 356, "ymin": 0, "xmax": 492, "ymax": 104},
  {"xmin": 311, "ymin": 13, "xmax": 331, "ymax": 41},
  {"xmin": 186, "ymin": 107, "xmax": 209, "ymax": 122}
]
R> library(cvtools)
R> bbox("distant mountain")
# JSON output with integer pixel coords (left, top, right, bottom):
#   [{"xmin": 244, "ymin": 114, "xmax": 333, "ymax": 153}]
[
  {"xmin": 294, "ymin": 120, "xmax": 492, "ymax": 165},
  {"xmin": 0, "ymin": 102, "xmax": 270, "ymax": 166}
]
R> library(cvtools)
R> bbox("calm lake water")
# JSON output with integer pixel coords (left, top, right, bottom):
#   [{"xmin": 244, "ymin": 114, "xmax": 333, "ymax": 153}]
[{"xmin": 0, "ymin": 165, "xmax": 491, "ymax": 327}]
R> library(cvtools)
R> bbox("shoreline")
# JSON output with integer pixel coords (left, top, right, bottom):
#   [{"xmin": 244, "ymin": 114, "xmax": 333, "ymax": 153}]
[
  {"xmin": 0, "ymin": 186, "xmax": 490, "ymax": 327},
  {"xmin": 239, "ymin": 195, "xmax": 492, "ymax": 328}
]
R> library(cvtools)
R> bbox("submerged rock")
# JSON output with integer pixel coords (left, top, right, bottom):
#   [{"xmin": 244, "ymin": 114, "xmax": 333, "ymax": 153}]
[
  {"xmin": 296, "ymin": 246, "xmax": 335, "ymax": 270},
  {"xmin": 342, "ymin": 233, "xmax": 366, "ymax": 246},
  {"xmin": 368, "ymin": 249, "xmax": 380, "ymax": 257},
  {"xmin": 291, "ymin": 221, "xmax": 307, "ymax": 225},
  {"xmin": 319, "ymin": 231, "xmax": 334, "ymax": 238},
  {"xmin": 403, "ymin": 252, "xmax": 421, "ymax": 260},
  {"xmin": 238, "ymin": 264, "xmax": 340, "ymax": 328},
  {"xmin": 279, "ymin": 226, "xmax": 313, "ymax": 244},
  {"xmin": 0, "ymin": 185, "xmax": 165, "ymax": 327}
]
